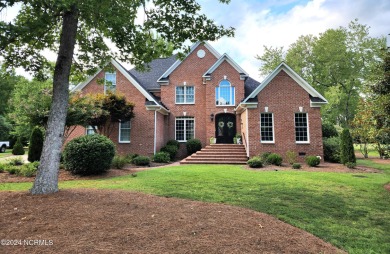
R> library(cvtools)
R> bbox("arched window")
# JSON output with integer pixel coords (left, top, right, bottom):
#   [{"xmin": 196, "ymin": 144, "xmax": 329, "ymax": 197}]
[{"xmin": 216, "ymin": 80, "xmax": 235, "ymax": 105}]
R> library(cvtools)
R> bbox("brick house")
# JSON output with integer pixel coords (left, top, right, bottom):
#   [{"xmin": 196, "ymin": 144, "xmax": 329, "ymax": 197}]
[{"xmin": 69, "ymin": 41, "xmax": 328, "ymax": 161}]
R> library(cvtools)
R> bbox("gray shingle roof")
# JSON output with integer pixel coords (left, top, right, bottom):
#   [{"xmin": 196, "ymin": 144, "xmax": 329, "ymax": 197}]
[
  {"xmin": 128, "ymin": 55, "xmax": 178, "ymax": 91},
  {"xmin": 244, "ymin": 77, "xmax": 261, "ymax": 98},
  {"xmin": 309, "ymin": 95, "xmax": 327, "ymax": 103}
]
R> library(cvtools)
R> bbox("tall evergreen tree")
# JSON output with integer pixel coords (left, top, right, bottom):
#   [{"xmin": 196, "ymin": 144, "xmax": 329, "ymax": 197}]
[
  {"xmin": 28, "ymin": 127, "xmax": 44, "ymax": 162},
  {"xmin": 0, "ymin": 0, "xmax": 234, "ymax": 194},
  {"xmin": 340, "ymin": 129, "xmax": 356, "ymax": 164}
]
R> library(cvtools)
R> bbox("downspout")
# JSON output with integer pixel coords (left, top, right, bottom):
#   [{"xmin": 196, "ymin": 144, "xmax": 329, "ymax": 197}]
[
  {"xmin": 246, "ymin": 108, "xmax": 249, "ymax": 157},
  {"xmin": 154, "ymin": 110, "xmax": 157, "ymax": 155}
]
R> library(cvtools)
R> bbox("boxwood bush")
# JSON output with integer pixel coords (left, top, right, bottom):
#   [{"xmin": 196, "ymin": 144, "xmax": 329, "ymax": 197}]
[
  {"xmin": 133, "ymin": 156, "xmax": 150, "ymax": 166},
  {"xmin": 63, "ymin": 134, "xmax": 115, "ymax": 175},
  {"xmin": 306, "ymin": 156, "xmax": 320, "ymax": 167},
  {"xmin": 160, "ymin": 145, "xmax": 178, "ymax": 161},
  {"xmin": 266, "ymin": 153, "xmax": 283, "ymax": 166},
  {"xmin": 323, "ymin": 136, "xmax": 341, "ymax": 162},
  {"xmin": 247, "ymin": 156, "xmax": 263, "ymax": 168},
  {"xmin": 292, "ymin": 163, "xmax": 301, "ymax": 169},
  {"xmin": 153, "ymin": 151, "xmax": 170, "ymax": 163},
  {"xmin": 166, "ymin": 140, "xmax": 180, "ymax": 149},
  {"xmin": 111, "ymin": 155, "xmax": 129, "ymax": 169},
  {"xmin": 186, "ymin": 138, "xmax": 202, "ymax": 155}
]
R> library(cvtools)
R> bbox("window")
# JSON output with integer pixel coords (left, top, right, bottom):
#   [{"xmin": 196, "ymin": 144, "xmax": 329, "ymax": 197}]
[
  {"xmin": 176, "ymin": 86, "xmax": 194, "ymax": 104},
  {"xmin": 295, "ymin": 113, "xmax": 309, "ymax": 143},
  {"xmin": 260, "ymin": 113, "xmax": 274, "ymax": 143},
  {"xmin": 86, "ymin": 126, "xmax": 96, "ymax": 135},
  {"xmin": 104, "ymin": 72, "xmax": 116, "ymax": 93},
  {"xmin": 216, "ymin": 80, "xmax": 235, "ymax": 106},
  {"xmin": 119, "ymin": 120, "xmax": 131, "ymax": 143},
  {"xmin": 175, "ymin": 117, "xmax": 195, "ymax": 142}
]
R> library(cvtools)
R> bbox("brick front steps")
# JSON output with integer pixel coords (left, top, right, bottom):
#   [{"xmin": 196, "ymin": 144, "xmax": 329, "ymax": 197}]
[{"xmin": 180, "ymin": 144, "xmax": 248, "ymax": 164}]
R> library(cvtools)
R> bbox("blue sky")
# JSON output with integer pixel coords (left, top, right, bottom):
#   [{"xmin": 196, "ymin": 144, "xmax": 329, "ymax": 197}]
[{"xmin": 2, "ymin": 0, "xmax": 390, "ymax": 80}]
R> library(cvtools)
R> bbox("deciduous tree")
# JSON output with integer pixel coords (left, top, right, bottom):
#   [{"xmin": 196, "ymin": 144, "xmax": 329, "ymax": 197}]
[{"xmin": 0, "ymin": 0, "xmax": 234, "ymax": 194}]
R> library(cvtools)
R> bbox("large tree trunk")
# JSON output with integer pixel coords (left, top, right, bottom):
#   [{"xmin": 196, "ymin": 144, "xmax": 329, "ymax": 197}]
[{"xmin": 30, "ymin": 6, "xmax": 79, "ymax": 195}]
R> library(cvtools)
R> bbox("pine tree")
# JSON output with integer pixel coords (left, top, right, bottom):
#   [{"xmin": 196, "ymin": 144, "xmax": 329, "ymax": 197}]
[
  {"xmin": 12, "ymin": 137, "xmax": 25, "ymax": 156},
  {"xmin": 340, "ymin": 129, "xmax": 356, "ymax": 164},
  {"xmin": 28, "ymin": 127, "xmax": 44, "ymax": 162}
]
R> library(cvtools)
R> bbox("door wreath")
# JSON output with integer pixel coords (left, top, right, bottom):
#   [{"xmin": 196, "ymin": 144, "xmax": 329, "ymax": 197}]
[
  {"xmin": 227, "ymin": 121, "xmax": 234, "ymax": 128},
  {"xmin": 218, "ymin": 121, "xmax": 224, "ymax": 128}
]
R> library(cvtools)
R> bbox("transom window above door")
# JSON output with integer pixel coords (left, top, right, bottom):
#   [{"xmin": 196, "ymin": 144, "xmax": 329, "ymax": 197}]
[
  {"xmin": 216, "ymin": 80, "xmax": 235, "ymax": 106},
  {"xmin": 176, "ymin": 86, "xmax": 194, "ymax": 104}
]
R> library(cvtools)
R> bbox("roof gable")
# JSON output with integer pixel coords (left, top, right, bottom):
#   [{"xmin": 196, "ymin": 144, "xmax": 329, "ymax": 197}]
[
  {"xmin": 72, "ymin": 59, "xmax": 169, "ymax": 114},
  {"xmin": 157, "ymin": 41, "xmax": 221, "ymax": 83},
  {"xmin": 203, "ymin": 53, "xmax": 248, "ymax": 80},
  {"xmin": 243, "ymin": 62, "xmax": 327, "ymax": 105}
]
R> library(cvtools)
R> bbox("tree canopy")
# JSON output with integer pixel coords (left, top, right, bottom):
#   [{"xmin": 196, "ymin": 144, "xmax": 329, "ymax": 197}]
[
  {"xmin": 256, "ymin": 20, "xmax": 385, "ymax": 127},
  {"xmin": 0, "ymin": 0, "xmax": 234, "ymax": 194}
]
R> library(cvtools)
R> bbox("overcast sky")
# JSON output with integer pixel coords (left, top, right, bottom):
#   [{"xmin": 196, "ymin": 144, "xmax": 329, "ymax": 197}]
[{"xmin": 2, "ymin": 0, "xmax": 389, "ymax": 81}]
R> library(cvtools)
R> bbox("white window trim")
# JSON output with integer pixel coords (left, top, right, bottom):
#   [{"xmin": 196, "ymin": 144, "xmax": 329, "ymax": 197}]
[
  {"xmin": 215, "ymin": 83, "xmax": 235, "ymax": 107},
  {"xmin": 260, "ymin": 113, "xmax": 275, "ymax": 144},
  {"xmin": 294, "ymin": 112, "xmax": 310, "ymax": 144},
  {"xmin": 175, "ymin": 86, "xmax": 195, "ymax": 104},
  {"xmin": 175, "ymin": 117, "xmax": 195, "ymax": 142},
  {"xmin": 119, "ymin": 120, "xmax": 131, "ymax": 143},
  {"xmin": 104, "ymin": 71, "xmax": 116, "ymax": 94}
]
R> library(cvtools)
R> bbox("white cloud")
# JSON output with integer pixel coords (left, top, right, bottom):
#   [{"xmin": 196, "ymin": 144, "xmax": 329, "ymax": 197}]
[{"xmin": 206, "ymin": 0, "xmax": 390, "ymax": 80}]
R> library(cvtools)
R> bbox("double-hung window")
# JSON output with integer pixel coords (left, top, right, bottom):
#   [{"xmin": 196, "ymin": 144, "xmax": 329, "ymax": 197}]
[
  {"xmin": 175, "ymin": 117, "xmax": 195, "ymax": 142},
  {"xmin": 119, "ymin": 120, "xmax": 131, "ymax": 143},
  {"xmin": 260, "ymin": 113, "xmax": 274, "ymax": 143},
  {"xmin": 104, "ymin": 72, "xmax": 116, "ymax": 93},
  {"xmin": 176, "ymin": 86, "xmax": 194, "ymax": 104},
  {"xmin": 216, "ymin": 80, "xmax": 235, "ymax": 106},
  {"xmin": 295, "ymin": 113, "xmax": 309, "ymax": 143}
]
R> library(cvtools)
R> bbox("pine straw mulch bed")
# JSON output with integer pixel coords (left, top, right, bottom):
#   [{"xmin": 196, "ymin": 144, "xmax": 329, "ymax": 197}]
[{"xmin": 0, "ymin": 189, "xmax": 345, "ymax": 254}]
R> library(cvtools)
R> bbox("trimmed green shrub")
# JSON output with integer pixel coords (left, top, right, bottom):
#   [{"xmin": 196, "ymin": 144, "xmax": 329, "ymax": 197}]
[
  {"xmin": 266, "ymin": 153, "xmax": 283, "ymax": 166},
  {"xmin": 306, "ymin": 156, "xmax": 320, "ymax": 167},
  {"xmin": 323, "ymin": 137, "xmax": 341, "ymax": 162},
  {"xmin": 292, "ymin": 163, "xmax": 301, "ymax": 169},
  {"xmin": 12, "ymin": 137, "xmax": 25, "ymax": 155},
  {"xmin": 259, "ymin": 152, "xmax": 272, "ymax": 164},
  {"xmin": 125, "ymin": 153, "xmax": 138, "ymax": 163},
  {"xmin": 166, "ymin": 140, "xmax": 180, "ymax": 149},
  {"xmin": 4, "ymin": 165, "xmax": 20, "ymax": 175},
  {"xmin": 160, "ymin": 145, "xmax": 178, "ymax": 161},
  {"xmin": 153, "ymin": 152, "xmax": 170, "ymax": 163},
  {"xmin": 286, "ymin": 150, "xmax": 297, "ymax": 165},
  {"xmin": 340, "ymin": 129, "xmax": 356, "ymax": 164},
  {"xmin": 63, "ymin": 134, "xmax": 115, "ymax": 175},
  {"xmin": 322, "ymin": 122, "xmax": 338, "ymax": 138},
  {"xmin": 247, "ymin": 156, "xmax": 263, "ymax": 168},
  {"xmin": 28, "ymin": 127, "xmax": 44, "ymax": 162},
  {"xmin": 186, "ymin": 138, "xmax": 202, "ymax": 155},
  {"xmin": 346, "ymin": 162, "xmax": 356, "ymax": 169},
  {"xmin": 133, "ymin": 156, "xmax": 150, "ymax": 166},
  {"xmin": 111, "ymin": 155, "xmax": 128, "ymax": 169}
]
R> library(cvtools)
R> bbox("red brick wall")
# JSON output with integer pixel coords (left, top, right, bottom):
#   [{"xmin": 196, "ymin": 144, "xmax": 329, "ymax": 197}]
[
  {"xmin": 161, "ymin": 43, "xmax": 246, "ymax": 158},
  {"xmin": 65, "ymin": 66, "xmax": 161, "ymax": 157},
  {"xmin": 247, "ymin": 70, "xmax": 324, "ymax": 162}
]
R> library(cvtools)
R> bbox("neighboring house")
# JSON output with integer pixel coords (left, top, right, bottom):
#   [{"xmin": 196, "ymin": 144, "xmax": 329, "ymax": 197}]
[{"xmin": 68, "ymin": 42, "xmax": 328, "ymax": 161}]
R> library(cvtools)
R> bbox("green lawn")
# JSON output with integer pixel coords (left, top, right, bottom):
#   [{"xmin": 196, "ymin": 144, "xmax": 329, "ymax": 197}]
[
  {"xmin": 354, "ymin": 144, "xmax": 380, "ymax": 158},
  {"xmin": 0, "ymin": 150, "xmax": 13, "ymax": 159},
  {"xmin": 2, "ymin": 164, "xmax": 390, "ymax": 253}
]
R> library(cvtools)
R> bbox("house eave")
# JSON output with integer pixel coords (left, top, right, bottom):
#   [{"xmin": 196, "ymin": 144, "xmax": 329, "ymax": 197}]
[
  {"xmin": 146, "ymin": 105, "xmax": 170, "ymax": 115},
  {"xmin": 235, "ymin": 102, "xmax": 258, "ymax": 113}
]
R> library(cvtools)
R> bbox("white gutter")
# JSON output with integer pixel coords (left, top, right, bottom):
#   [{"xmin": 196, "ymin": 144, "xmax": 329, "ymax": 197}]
[
  {"xmin": 154, "ymin": 110, "xmax": 157, "ymax": 155},
  {"xmin": 246, "ymin": 108, "xmax": 249, "ymax": 157}
]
